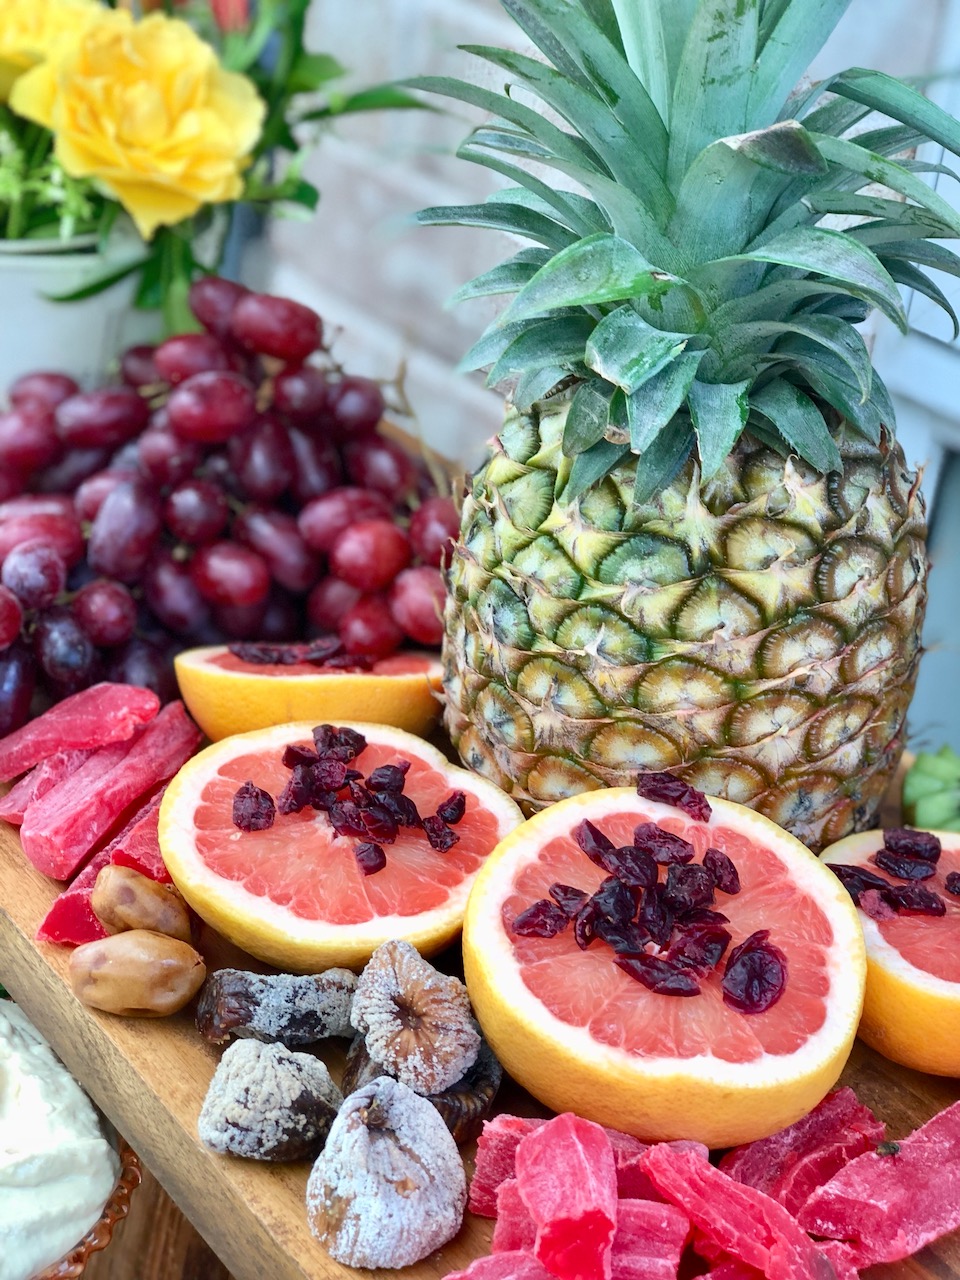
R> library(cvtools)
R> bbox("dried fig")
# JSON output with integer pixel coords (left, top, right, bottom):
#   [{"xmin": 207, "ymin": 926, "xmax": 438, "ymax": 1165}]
[
  {"xmin": 91, "ymin": 864, "xmax": 192, "ymax": 942},
  {"xmin": 198, "ymin": 1039, "xmax": 343, "ymax": 1162},
  {"xmin": 69, "ymin": 929, "xmax": 205, "ymax": 1016},
  {"xmin": 196, "ymin": 967, "xmax": 357, "ymax": 1046},
  {"xmin": 306, "ymin": 1075, "xmax": 466, "ymax": 1268}
]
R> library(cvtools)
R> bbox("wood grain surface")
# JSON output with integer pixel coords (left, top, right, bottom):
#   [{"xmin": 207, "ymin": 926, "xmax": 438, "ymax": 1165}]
[{"xmin": 1, "ymin": 797, "xmax": 958, "ymax": 1280}]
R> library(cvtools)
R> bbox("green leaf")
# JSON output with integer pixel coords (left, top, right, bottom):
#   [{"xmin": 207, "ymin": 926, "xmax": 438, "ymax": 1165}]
[
  {"xmin": 797, "ymin": 93, "xmax": 872, "ymax": 138},
  {"xmin": 804, "ymin": 191, "xmax": 959, "ymax": 237},
  {"xmin": 314, "ymin": 84, "xmax": 428, "ymax": 116},
  {"xmin": 502, "ymin": 234, "xmax": 684, "ymax": 323},
  {"xmin": 750, "ymin": 378, "xmax": 842, "ymax": 471},
  {"xmin": 812, "ymin": 134, "xmax": 960, "ymax": 236},
  {"xmin": 711, "ymin": 278, "xmax": 856, "ymax": 326},
  {"xmin": 669, "ymin": 0, "xmax": 760, "ymax": 187},
  {"xmin": 585, "ymin": 308, "xmax": 690, "ymax": 395},
  {"xmin": 861, "ymin": 238, "xmax": 960, "ymax": 279},
  {"xmin": 687, "ymin": 379, "xmax": 752, "ymax": 479},
  {"xmin": 883, "ymin": 258, "xmax": 960, "ymax": 340},
  {"xmin": 450, "ymin": 250, "xmax": 551, "ymax": 304},
  {"xmin": 626, "ymin": 352, "xmax": 705, "ymax": 453},
  {"xmin": 416, "ymin": 203, "xmax": 578, "ymax": 252},
  {"xmin": 772, "ymin": 340, "xmax": 883, "ymax": 439},
  {"xmin": 562, "ymin": 379, "xmax": 616, "ymax": 456},
  {"xmin": 287, "ymin": 51, "xmax": 345, "ymax": 93},
  {"xmin": 832, "ymin": 67, "xmax": 960, "ymax": 160},
  {"xmin": 460, "ymin": 319, "xmax": 538, "ymax": 373},
  {"xmin": 489, "ymin": 316, "xmax": 597, "ymax": 385},
  {"xmin": 633, "ymin": 421, "xmax": 696, "ymax": 504},
  {"xmin": 748, "ymin": 0, "xmax": 854, "ymax": 125},
  {"xmin": 720, "ymin": 314, "xmax": 873, "ymax": 398},
  {"xmin": 515, "ymin": 365, "xmax": 570, "ymax": 410},
  {"xmin": 461, "ymin": 151, "xmax": 608, "ymax": 239},
  {"xmin": 610, "ymin": 0, "xmax": 670, "ymax": 123},
  {"xmin": 562, "ymin": 438, "xmax": 630, "ymax": 503}
]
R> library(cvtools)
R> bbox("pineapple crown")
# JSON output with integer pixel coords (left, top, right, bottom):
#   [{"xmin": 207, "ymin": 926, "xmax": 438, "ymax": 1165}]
[{"xmin": 411, "ymin": 0, "xmax": 960, "ymax": 500}]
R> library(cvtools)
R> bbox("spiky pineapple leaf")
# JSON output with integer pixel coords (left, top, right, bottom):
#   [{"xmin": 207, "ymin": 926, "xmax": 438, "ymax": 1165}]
[
  {"xmin": 610, "ymin": 0, "xmax": 670, "ymax": 122},
  {"xmin": 562, "ymin": 379, "xmax": 616, "ymax": 456},
  {"xmin": 720, "ymin": 314, "xmax": 873, "ymax": 397},
  {"xmin": 812, "ymin": 135, "xmax": 960, "ymax": 236},
  {"xmin": 796, "ymin": 94, "xmax": 872, "ymax": 137},
  {"xmin": 884, "ymin": 259, "xmax": 960, "ymax": 339},
  {"xmin": 803, "ymin": 192, "xmax": 959, "ymax": 237},
  {"xmin": 832, "ymin": 68, "xmax": 960, "ymax": 159},
  {"xmin": 750, "ymin": 378, "xmax": 842, "ymax": 471},
  {"xmin": 669, "ymin": 0, "xmax": 760, "ymax": 186},
  {"xmin": 585, "ymin": 308, "xmax": 690, "ymax": 394},
  {"xmin": 463, "ymin": 153, "xmax": 609, "ymax": 238},
  {"xmin": 626, "ymin": 352, "xmax": 705, "ymax": 453},
  {"xmin": 749, "ymin": 0, "xmax": 854, "ymax": 125},
  {"xmin": 488, "ymin": 316, "xmax": 597, "ymax": 385},
  {"xmin": 416, "ymin": 202, "xmax": 578, "ymax": 252},
  {"xmin": 773, "ymin": 338, "xmax": 883, "ymax": 439},
  {"xmin": 450, "ymin": 250, "xmax": 551, "ymax": 304},
  {"xmin": 562, "ymin": 438, "xmax": 630, "ymax": 502},
  {"xmin": 687, "ymin": 378, "xmax": 752, "ymax": 479},
  {"xmin": 514, "ymin": 365, "xmax": 571, "ymax": 411},
  {"xmin": 633, "ymin": 421, "xmax": 696, "ymax": 504},
  {"xmin": 711, "ymin": 279, "xmax": 855, "ymax": 326}
]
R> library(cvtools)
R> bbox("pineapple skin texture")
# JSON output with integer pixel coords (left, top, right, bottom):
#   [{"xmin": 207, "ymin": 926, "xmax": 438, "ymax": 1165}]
[{"xmin": 442, "ymin": 398, "xmax": 928, "ymax": 852}]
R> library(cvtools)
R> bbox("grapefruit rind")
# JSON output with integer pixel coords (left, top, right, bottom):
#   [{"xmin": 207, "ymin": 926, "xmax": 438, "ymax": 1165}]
[
  {"xmin": 158, "ymin": 721, "xmax": 524, "ymax": 972},
  {"xmin": 173, "ymin": 644, "xmax": 444, "ymax": 741},
  {"xmin": 463, "ymin": 788, "xmax": 867, "ymax": 1150},
  {"xmin": 822, "ymin": 829, "xmax": 960, "ymax": 1076}
]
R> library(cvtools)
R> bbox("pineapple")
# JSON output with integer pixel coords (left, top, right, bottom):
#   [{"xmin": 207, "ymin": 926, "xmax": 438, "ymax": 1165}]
[{"xmin": 412, "ymin": 0, "xmax": 960, "ymax": 850}]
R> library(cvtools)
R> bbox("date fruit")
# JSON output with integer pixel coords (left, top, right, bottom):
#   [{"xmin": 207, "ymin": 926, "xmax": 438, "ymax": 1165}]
[
  {"xmin": 91, "ymin": 864, "xmax": 192, "ymax": 943},
  {"xmin": 68, "ymin": 929, "xmax": 206, "ymax": 1016}
]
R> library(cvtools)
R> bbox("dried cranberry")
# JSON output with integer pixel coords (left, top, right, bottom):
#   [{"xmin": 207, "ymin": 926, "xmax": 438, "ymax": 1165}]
[
  {"xmin": 300, "ymin": 636, "xmax": 349, "ymax": 665},
  {"xmin": 721, "ymin": 931, "xmax": 788, "ymax": 1014},
  {"xmin": 314, "ymin": 758, "xmax": 349, "ymax": 791},
  {"xmin": 595, "ymin": 919, "xmax": 650, "ymax": 956},
  {"xmin": 703, "ymin": 847, "xmax": 741, "ymax": 895},
  {"xmin": 511, "ymin": 899, "xmax": 570, "ymax": 938},
  {"xmin": 328, "ymin": 800, "xmax": 367, "ymax": 838},
  {"xmin": 348, "ymin": 780, "xmax": 373, "ymax": 808},
  {"xmin": 355, "ymin": 842, "xmax": 386, "ymax": 875},
  {"xmin": 314, "ymin": 724, "xmax": 366, "ymax": 762},
  {"xmin": 632, "ymin": 822, "xmax": 695, "ymax": 864},
  {"xmin": 946, "ymin": 872, "xmax": 960, "ymax": 897},
  {"xmin": 677, "ymin": 906, "xmax": 730, "ymax": 928},
  {"xmin": 574, "ymin": 820, "xmax": 616, "ymax": 865},
  {"xmin": 366, "ymin": 762, "xmax": 411, "ymax": 792},
  {"xmin": 663, "ymin": 863, "xmax": 716, "ymax": 913},
  {"xmin": 829, "ymin": 863, "xmax": 891, "ymax": 902},
  {"xmin": 232, "ymin": 780, "xmax": 276, "ymax": 831},
  {"xmin": 639, "ymin": 884, "xmax": 673, "ymax": 949},
  {"xmin": 608, "ymin": 846, "xmax": 658, "ymax": 889},
  {"xmin": 590, "ymin": 876, "xmax": 641, "ymax": 925},
  {"xmin": 321, "ymin": 652, "xmax": 375, "ymax": 671},
  {"xmin": 615, "ymin": 953, "xmax": 701, "ymax": 996},
  {"xmin": 277, "ymin": 765, "xmax": 314, "ymax": 815},
  {"xmin": 573, "ymin": 902, "xmax": 599, "ymax": 950},
  {"xmin": 883, "ymin": 828, "xmax": 941, "ymax": 862},
  {"xmin": 228, "ymin": 642, "xmax": 288, "ymax": 664},
  {"xmin": 636, "ymin": 771, "xmax": 712, "ymax": 821},
  {"xmin": 361, "ymin": 803, "xmax": 399, "ymax": 844},
  {"xmin": 311, "ymin": 790, "xmax": 338, "ymax": 812},
  {"xmin": 312, "ymin": 725, "xmax": 335, "ymax": 754},
  {"xmin": 549, "ymin": 883, "xmax": 589, "ymax": 917},
  {"xmin": 282, "ymin": 743, "xmax": 319, "ymax": 769},
  {"xmin": 436, "ymin": 790, "xmax": 467, "ymax": 825},
  {"xmin": 873, "ymin": 849, "xmax": 937, "ymax": 881},
  {"xmin": 859, "ymin": 888, "xmax": 898, "ymax": 921},
  {"xmin": 423, "ymin": 814, "xmax": 459, "ymax": 851},
  {"xmin": 379, "ymin": 791, "xmax": 422, "ymax": 828},
  {"xmin": 667, "ymin": 924, "xmax": 731, "ymax": 974},
  {"xmin": 884, "ymin": 883, "xmax": 946, "ymax": 916}
]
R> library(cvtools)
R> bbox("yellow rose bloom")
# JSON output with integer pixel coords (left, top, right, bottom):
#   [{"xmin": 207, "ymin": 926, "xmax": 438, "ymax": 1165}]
[
  {"xmin": 0, "ymin": 0, "xmax": 98, "ymax": 100},
  {"xmin": 10, "ymin": 9, "xmax": 265, "ymax": 240}
]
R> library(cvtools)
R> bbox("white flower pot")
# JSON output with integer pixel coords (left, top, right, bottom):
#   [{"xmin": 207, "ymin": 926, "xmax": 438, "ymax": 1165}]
[{"xmin": 0, "ymin": 234, "xmax": 160, "ymax": 395}]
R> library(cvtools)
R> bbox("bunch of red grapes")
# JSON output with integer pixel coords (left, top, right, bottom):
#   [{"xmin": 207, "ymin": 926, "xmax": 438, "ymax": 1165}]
[{"xmin": 0, "ymin": 278, "xmax": 458, "ymax": 735}]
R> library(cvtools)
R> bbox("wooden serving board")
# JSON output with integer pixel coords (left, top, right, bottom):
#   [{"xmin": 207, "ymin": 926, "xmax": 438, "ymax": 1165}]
[{"xmin": 0, "ymin": 813, "xmax": 958, "ymax": 1280}]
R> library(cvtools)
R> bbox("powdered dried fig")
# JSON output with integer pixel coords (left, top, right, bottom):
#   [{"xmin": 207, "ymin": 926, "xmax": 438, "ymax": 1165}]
[
  {"xmin": 198, "ymin": 1039, "xmax": 342, "ymax": 1162},
  {"xmin": 92, "ymin": 864, "xmax": 192, "ymax": 942},
  {"xmin": 196, "ymin": 967, "xmax": 357, "ymax": 1046},
  {"xmin": 342, "ymin": 1032, "xmax": 503, "ymax": 1145},
  {"xmin": 350, "ymin": 940, "xmax": 480, "ymax": 1095},
  {"xmin": 306, "ymin": 1075, "xmax": 466, "ymax": 1268}
]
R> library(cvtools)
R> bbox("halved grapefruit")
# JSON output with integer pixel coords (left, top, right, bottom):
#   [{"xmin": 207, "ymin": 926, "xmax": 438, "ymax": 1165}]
[
  {"xmin": 158, "ymin": 721, "xmax": 523, "ymax": 971},
  {"xmin": 174, "ymin": 644, "xmax": 443, "ymax": 741},
  {"xmin": 462, "ymin": 788, "xmax": 866, "ymax": 1149},
  {"xmin": 822, "ymin": 828, "xmax": 960, "ymax": 1076}
]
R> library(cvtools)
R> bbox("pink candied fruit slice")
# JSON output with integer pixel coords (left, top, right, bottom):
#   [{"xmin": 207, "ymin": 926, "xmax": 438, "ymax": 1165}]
[
  {"xmin": 719, "ymin": 1088, "xmax": 885, "ymax": 1216},
  {"xmin": 0, "ymin": 683, "xmax": 159, "ymax": 782},
  {"xmin": 493, "ymin": 1180, "xmax": 537, "ymax": 1255},
  {"xmin": 515, "ymin": 1114, "xmax": 618, "ymax": 1280},
  {"xmin": 705, "ymin": 1262, "xmax": 765, "ymax": 1280},
  {"xmin": 0, "ymin": 749, "xmax": 95, "ymax": 825},
  {"xmin": 108, "ymin": 792, "xmax": 170, "ymax": 883},
  {"xmin": 610, "ymin": 1199, "xmax": 691, "ymax": 1280},
  {"xmin": 471, "ymin": 1116, "xmax": 546, "ymax": 1217},
  {"xmin": 637, "ymin": 1145, "xmax": 833, "ymax": 1280},
  {"xmin": 615, "ymin": 1140, "xmax": 708, "ymax": 1202},
  {"xmin": 797, "ymin": 1099, "xmax": 960, "ymax": 1266},
  {"xmin": 20, "ymin": 702, "xmax": 200, "ymax": 880},
  {"xmin": 444, "ymin": 1253, "xmax": 555, "ymax": 1280}
]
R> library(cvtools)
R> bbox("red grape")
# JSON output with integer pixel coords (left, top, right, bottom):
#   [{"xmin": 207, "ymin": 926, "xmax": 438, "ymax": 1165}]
[
  {"xmin": 33, "ymin": 608, "xmax": 99, "ymax": 693},
  {"xmin": 72, "ymin": 578, "xmax": 137, "ymax": 646},
  {"xmin": 297, "ymin": 486, "xmax": 392, "ymax": 554},
  {"xmin": 287, "ymin": 428, "xmax": 342, "ymax": 505},
  {"xmin": 329, "ymin": 519, "xmax": 411, "ymax": 591},
  {"xmin": 120, "ymin": 345, "xmax": 161, "ymax": 388},
  {"xmin": 230, "ymin": 292, "xmax": 322, "ymax": 362},
  {"xmin": 339, "ymin": 594, "xmax": 403, "ymax": 660},
  {"xmin": 0, "ymin": 511, "xmax": 83, "ymax": 568},
  {"xmin": 0, "ymin": 495, "xmax": 75, "ymax": 522},
  {"xmin": 190, "ymin": 541, "xmax": 271, "ymax": 607},
  {"xmin": 189, "ymin": 276, "xmax": 249, "ymax": 339},
  {"xmin": 10, "ymin": 371, "xmax": 79, "ymax": 412},
  {"xmin": 167, "ymin": 371, "xmax": 257, "ymax": 443},
  {"xmin": 103, "ymin": 637, "xmax": 176, "ymax": 703},
  {"xmin": 143, "ymin": 553, "xmax": 210, "ymax": 636},
  {"xmin": 74, "ymin": 467, "xmax": 139, "ymax": 523},
  {"xmin": 343, "ymin": 436, "xmax": 418, "ymax": 500},
  {"xmin": 328, "ymin": 376, "xmax": 384, "ymax": 438},
  {"xmin": 212, "ymin": 598, "xmax": 268, "ymax": 638},
  {"xmin": 87, "ymin": 480, "xmax": 163, "ymax": 582},
  {"xmin": 306, "ymin": 576, "xmax": 361, "ymax": 632},
  {"xmin": 389, "ymin": 566, "xmax": 445, "ymax": 645},
  {"xmin": 1, "ymin": 540, "xmax": 68, "ymax": 608},
  {"xmin": 409, "ymin": 496, "xmax": 459, "ymax": 567},
  {"xmin": 0, "ymin": 639, "xmax": 35, "ymax": 735},
  {"xmin": 0, "ymin": 406, "xmax": 60, "ymax": 475},
  {"xmin": 233, "ymin": 508, "xmax": 320, "ymax": 593},
  {"xmin": 0, "ymin": 470, "xmax": 24, "ymax": 502},
  {"xmin": 229, "ymin": 415, "xmax": 295, "ymax": 502},
  {"xmin": 0, "ymin": 585, "xmax": 23, "ymax": 649},
  {"xmin": 154, "ymin": 332, "xmax": 231, "ymax": 384},
  {"xmin": 55, "ymin": 388, "xmax": 149, "ymax": 449},
  {"xmin": 259, "ymin": 589, "xmax": 301, "ymax": 641},
  {"xmin": 32, "ymin": 446, "xmax": 112, "ymax": 494},
  {"xmin": 272, "ymin": 365, "xmax": 331, "ymax": 425},
  {"xmin": 138, "ymin": 424, "xmax": 203, "ymax": 487},
  {"xmin": 164, "ymin": 479, "xmax": 229, "ymax": 545}
]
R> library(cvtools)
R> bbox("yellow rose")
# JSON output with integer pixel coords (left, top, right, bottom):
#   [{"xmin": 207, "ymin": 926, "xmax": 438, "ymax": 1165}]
[
  {"xmin": 10, "ymin": 10, "xmax": 265, "ymax": 240},
  {"xmin": 0, "ymin": 0, "xmax": 98, "ymax": 100}
]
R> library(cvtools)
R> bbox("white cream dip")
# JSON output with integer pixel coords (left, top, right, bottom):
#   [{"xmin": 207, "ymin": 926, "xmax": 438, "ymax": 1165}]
[{"xmin": 0, "ymin": 1000, "xmax": 120, "ymax": 1280}]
